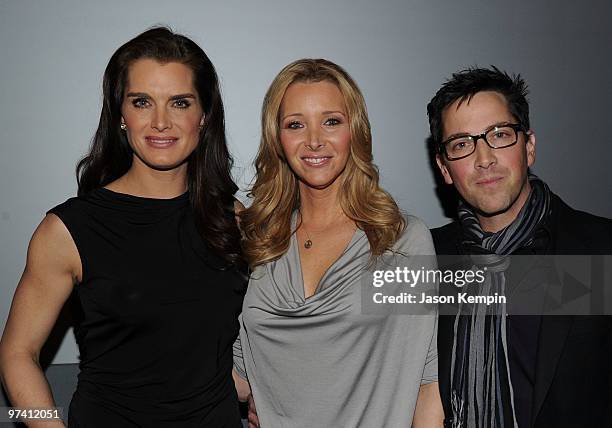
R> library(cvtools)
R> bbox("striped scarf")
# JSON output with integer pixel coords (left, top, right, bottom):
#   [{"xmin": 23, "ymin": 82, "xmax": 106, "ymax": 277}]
[{"xmin": 450, "ymin": 174, "xmax": 551, "ymax": 428}]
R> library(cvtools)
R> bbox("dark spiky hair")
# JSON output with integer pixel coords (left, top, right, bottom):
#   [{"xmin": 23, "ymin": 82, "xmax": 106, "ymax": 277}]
[{"xmin": 427, "ymin": 66, "xmax": 530, "ymax": 153}]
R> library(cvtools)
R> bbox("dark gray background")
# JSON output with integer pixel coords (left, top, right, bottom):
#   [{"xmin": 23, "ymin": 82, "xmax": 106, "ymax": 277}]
[{"xmin": 1, "ymin": 0, "xmax": 610, "ymax": 413}]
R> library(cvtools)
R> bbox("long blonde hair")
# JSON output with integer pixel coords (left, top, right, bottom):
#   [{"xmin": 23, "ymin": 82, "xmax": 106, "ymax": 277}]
[{"xmin": 240, "ymin": 58, "xmax": 406, "ymax": 268}]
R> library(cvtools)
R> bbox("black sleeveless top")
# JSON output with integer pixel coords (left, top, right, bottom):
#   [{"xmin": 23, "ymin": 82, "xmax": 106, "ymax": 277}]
[{"xmin": 48, "ymin": 188, "xmax": 246, "ymax": 427}]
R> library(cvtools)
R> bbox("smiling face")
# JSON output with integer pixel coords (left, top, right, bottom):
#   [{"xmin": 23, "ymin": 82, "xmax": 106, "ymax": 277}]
[
  {"xmin": 279, "ymin": 80, "xmax": 351, "ymax": 192},
  {"xmin": 121, "ymin": 58, "xmax": 204, "ymax": 172},
  {"xmin": 436, "ymin": 91, "xmax": 536, "ymax": 231}
]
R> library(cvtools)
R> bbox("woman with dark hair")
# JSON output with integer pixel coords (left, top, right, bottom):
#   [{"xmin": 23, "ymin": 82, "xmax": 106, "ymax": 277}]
[{"xmin": 0, "ymin": 27, "xmax": 247, "ymax": 427}]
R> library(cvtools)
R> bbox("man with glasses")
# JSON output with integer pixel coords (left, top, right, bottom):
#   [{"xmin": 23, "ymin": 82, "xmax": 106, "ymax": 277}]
[{"xmin": 427, "ymin": 67, "xmax": 612, "ymax": 427}]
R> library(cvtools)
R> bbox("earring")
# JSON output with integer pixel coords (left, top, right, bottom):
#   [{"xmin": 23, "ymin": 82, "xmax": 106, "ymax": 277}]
[{"xmin": 120, "ymin": 123, "xmax": 127, "ymax": 131}]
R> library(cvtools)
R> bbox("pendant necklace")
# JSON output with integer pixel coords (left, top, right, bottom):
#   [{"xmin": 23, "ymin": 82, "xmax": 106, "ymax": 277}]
[
  {"xmin": 298, "ymin": 210, "xmax": 313, "ymax": 249},
  {"xmin": 303, "ymin": 231, "xmax": 313, "ymax": 249}
]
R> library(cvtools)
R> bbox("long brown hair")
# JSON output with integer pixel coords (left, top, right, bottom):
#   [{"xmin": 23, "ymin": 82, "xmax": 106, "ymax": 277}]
[
  {"xmin": 76, "ymin": 27, "xmax": 244, "ymax": 270},
  {"xmin": 240, "ymin": 58, "xmax": 406, "ymax": 268}
]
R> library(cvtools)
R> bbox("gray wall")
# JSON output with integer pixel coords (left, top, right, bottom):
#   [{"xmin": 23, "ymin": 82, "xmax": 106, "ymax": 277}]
[{"xmin": 1, "ymin": 0, "xmax": 610, "ymax": 366}]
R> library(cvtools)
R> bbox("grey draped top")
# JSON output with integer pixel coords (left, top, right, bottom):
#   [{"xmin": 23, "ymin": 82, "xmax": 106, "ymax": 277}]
[{"xmin": 233, "ymin": 215, "xmax": 438, "ymax": 428}]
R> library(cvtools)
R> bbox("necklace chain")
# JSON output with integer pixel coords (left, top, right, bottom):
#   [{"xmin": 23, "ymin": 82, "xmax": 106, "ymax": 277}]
[
  {"xmin": 299, "ymin": 210, "xmax": 313, "ymax": 249},
  {"xmin": 298, "ymin": 210, "xmax": 354, "ymax": 250}
]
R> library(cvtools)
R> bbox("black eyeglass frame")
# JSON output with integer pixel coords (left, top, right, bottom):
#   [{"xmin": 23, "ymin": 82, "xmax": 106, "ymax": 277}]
[{"xmin": 438, "ymin": 123, "xmax": 527, "ymax": 161}]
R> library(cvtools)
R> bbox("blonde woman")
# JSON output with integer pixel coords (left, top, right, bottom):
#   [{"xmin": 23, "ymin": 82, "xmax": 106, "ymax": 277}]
[{"xmin": 233, "ymin": 59, "xmax": 443, "ymax": 427}]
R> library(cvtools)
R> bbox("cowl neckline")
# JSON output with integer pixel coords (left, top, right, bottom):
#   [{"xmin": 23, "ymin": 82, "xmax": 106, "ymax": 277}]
[{"xmin": 257, "ymin": 212, "xmax": 369, "ymax": 315}]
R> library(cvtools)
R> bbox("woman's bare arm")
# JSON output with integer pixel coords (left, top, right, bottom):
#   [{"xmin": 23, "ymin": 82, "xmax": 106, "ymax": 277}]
[
  {"xmin": 232, "ymin": 368, "xmax": 251, "ymax": 402},
  {"xmin": 0, "ymin": 214, "xmax": 80, "ymax": 428},
  {"xmin": 412, "ymin": 382, "xmax": 444, "ymax": 428}
]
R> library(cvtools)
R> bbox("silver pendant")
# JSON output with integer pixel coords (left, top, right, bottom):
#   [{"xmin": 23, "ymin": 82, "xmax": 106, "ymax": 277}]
[{"xmin": 304, "ymin": 239, "xmax": 312, "ymax": 249}]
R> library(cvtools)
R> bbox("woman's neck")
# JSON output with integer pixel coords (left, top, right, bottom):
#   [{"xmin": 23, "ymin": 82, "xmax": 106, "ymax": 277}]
[
  {"xmin": 298, "ymin": 181, "xmax": 347, "ymax": 229},
  {"xmin": 107, "ymin": 158, "xmax": 188, "ymax": 199}
]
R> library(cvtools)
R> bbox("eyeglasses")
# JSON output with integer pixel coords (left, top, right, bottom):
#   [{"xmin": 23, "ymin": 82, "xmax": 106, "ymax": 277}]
[{"xmin": 440, "ymin": 123, "xmax": 526, "ymax": 161}]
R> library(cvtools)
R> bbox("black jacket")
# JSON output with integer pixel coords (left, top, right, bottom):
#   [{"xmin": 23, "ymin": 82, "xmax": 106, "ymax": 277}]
[{"xmin": 431, "ymin": 194, "xmax": 612, "ymax": 428}]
